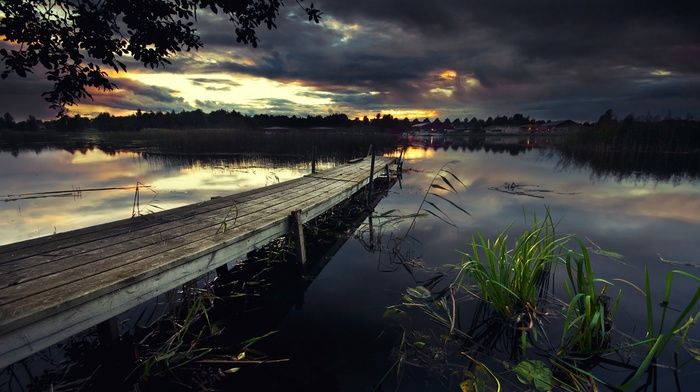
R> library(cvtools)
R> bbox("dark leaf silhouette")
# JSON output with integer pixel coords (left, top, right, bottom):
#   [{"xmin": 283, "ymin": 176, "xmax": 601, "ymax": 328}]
[{"xmin": 0, "ymin": 0, "xmax": 322, "ymax": 116}]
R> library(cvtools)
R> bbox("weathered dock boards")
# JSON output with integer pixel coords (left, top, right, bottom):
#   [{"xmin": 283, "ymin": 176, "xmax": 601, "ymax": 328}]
[{"xmin": 0, "ymin": 155, "xmax": 397, "ymax": 369}]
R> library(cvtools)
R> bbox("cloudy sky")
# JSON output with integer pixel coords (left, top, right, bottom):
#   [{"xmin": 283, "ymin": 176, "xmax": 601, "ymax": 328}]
[{"xmin": 1, "ymin": 0, "xmax": 699, "ymax": 123}]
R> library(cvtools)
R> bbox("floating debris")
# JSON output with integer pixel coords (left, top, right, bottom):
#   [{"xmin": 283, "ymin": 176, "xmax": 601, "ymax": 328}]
[
  {"xmin": 489, "ymin": 182, "xmax": 578, "ymax": 198},
  {"xmin": 659, "ymin": 253, "xmax": 700, "ymax": 269}
]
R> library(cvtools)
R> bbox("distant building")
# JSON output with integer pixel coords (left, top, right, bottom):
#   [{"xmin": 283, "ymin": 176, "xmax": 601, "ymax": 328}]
[
  {"xmin": 536, "ymin": 120, "xmax": 585, "ymax": 133},
  {"xmin": 484, "ymin": 125, "xmax": 528, "ymax": 134},
  {"xmin": 484, "ymin": 120, "xmax": 585, "ymax": 134},
  {"xmin": 411, "ymin": 121, "xmax": 455, "ymax": 133}
]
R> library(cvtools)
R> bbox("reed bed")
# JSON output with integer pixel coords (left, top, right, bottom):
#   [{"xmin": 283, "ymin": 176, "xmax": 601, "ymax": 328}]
[{"xmin": 390, "ymin": 208, "xmax": 700, "ymax": 391}]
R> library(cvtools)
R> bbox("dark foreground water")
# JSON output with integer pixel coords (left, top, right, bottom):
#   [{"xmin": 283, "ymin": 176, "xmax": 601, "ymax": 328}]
[{"xmin": 1, "ymin": 135, "xmax": 699, "ymax": 391}]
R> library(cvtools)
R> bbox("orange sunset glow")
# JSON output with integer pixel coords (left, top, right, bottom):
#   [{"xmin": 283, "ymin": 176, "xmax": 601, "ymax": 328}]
[{"xmin": 0, "ymin": 2, "xmax": 697, "ymax": 124}]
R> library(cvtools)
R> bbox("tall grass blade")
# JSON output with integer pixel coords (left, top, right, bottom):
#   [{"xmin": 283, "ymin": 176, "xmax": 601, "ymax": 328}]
[
  {"xmin": 614, "ymin": 335, "xmax": 664, "ymax": 390},
  {"xmin": 429, "ymin": 192, "xmax": 472, "ymax": 216}
]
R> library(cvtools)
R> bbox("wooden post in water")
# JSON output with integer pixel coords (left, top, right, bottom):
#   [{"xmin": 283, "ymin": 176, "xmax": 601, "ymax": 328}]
[
  {"xmin": 311, "ymin": 146, "xmax": 317, "ymax": 174},
  {"xmin": 368, "ymin": 215, "xmax": 376, "ymax": 251},
  {"xmin": 97, "ymin": 317, "xmax": 119, "ymax": 343},
  {"xmin": 216, "ymin": 263, "xmax": 229, "ymax": 276},
  {"xmin": 290, "ymin": 210, "xmax": 307, "ymax": 264},
  {"xmin": 396, "ymin": 149, "xmax": 404, "ymax": 189},
  {"xmin": 367, "ymin": 148, "xmax": 376, "ymax": 207}
]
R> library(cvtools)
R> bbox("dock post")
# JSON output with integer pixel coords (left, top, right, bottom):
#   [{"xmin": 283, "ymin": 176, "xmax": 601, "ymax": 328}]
[
  {"xmin": 97, "ymin": 317, "xmax": 119, "ymax": 343},
  {"xmin": 368, "ymin": 215, "xmax": 376, "ymax": 251},
  {"xmin": 290, "ymin": 210, "xmax": 307, "ymax": 264},
  {"xmin": 216, "ymin": 263, "xmax": 229, "ymax": 276},
  {"xmin": 367, "ymin": 149, "xmax": 376, "ymax": 207},
  {"xmin": 311, "ymin": 146, "xmax": 317, "ymax": 174},
  {"xmin": 396, "ymin": 150, "xmax": 404, "ymax": 189}
]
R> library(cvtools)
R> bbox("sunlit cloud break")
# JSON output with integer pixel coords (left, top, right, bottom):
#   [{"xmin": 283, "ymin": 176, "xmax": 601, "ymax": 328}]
[{"xmin": 1, "ymin": 1, "xmax": 699, "ymax": 122}]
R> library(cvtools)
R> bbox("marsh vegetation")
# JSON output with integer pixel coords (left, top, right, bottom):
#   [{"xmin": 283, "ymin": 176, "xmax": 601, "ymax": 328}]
[{"xmin": 386, "ymin": 208, "xmax": 700, "ymax": 391}]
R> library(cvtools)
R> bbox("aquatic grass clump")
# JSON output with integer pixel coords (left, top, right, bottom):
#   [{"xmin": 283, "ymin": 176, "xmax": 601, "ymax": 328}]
[
  {"xmin": 389, "ymin": 209, "xmax": 700, "ymax": 391},
  {"xmin": 560, "ymin": 239, "xmax": 621, "ymax": 355},
  {"xmin": 455, "ymin": 209, "xmax": 569, "ymax": 321},
  {"xmin": 134, "ymin": 287, "xmax": 221, "ymax": 379}
]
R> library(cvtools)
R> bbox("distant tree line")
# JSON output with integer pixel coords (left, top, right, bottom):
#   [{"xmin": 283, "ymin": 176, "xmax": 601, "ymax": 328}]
[
  {"xmin": 0, "ymin": 109, "xmax": 555, "ymax": 133},
  {"xmin": 0, "ymin": 112, "xmax": 42, "ymax": 132},
  {"xmin": 569, "ymin": 109, "xmax": 700, "ymax": 152},
  {"xmin": 1, "ymin": 109, "xmax": 698, "ymax": 143},
  {"xmin": 554, "ymin": 109, "xmax": 700, "ymax": 183}
]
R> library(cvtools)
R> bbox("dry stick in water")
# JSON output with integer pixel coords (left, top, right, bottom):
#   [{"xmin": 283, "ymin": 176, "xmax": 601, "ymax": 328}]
[{"xmin": 4, "ymin": 185, "xmax": 151, "ymax": 202}]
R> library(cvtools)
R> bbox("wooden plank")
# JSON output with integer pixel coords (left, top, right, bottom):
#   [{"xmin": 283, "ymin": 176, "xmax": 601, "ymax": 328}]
[
  {"xmin": 0, "ymin": 176, "xmax": 324, "ymax": 262},
  {"xmin": 0, "ymin": 160, "xmax": 394, "ymax": 300},
  {"xmin": 0, "ymin": 176, "xmax": 313, "ymax": 258},
  {"xmin": 0, "ymin": 178, "xmax": 354, "ymax": 310},
  {"xmin": 0, "ymin": 177, "xmax": 338, "ymax": 278},
  {"xmin": 0, "ymin": 158, "xmax": 388, "ymax": 298},
  {"xmin": 1, "ymin": 210, "xmax": 293, "ymax": 332},
  {"xmin": 0, "ymin": 160, "xmax": 368, "ymax": 268},
  {"xmin": 0, "ymin": 158, "xmax": 394, "ymax": 338},
  {"xmin": 0, "ymin": 157, "xmax": 393, "ymax": 262},
  {"xmin": 0, "ymin": 155, "xmax": 398, "ymax": 369}
]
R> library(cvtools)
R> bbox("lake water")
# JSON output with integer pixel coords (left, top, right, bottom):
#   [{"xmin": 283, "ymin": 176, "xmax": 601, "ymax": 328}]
[
  {"xmin": 0, "ymin": 149, "xmax": 339, "ymax": 245},
  {"xmin": 2, "ymin": 136, "xmax": 699, "ymax": 391}
]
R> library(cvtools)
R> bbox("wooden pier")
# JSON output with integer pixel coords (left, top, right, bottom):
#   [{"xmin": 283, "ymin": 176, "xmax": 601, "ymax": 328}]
[{"xmin": 0, "ymin": 155, "xmax": 398, "ymax": 370}]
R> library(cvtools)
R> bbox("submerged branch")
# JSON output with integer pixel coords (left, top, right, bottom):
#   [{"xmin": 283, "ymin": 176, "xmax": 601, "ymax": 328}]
[{"xmin": 4, "ymin": 185, "xmax": 151, "ymax": 202}]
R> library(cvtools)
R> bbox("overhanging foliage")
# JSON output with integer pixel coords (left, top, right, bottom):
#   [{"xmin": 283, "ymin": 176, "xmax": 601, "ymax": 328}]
[{"xmin": 0, "ymin": 0, "xmax": 322, "ymax": 115}]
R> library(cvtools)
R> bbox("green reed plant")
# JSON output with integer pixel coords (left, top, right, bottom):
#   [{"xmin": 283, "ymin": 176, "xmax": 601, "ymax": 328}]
[
  {"xmin": 644, "ymin": 268, "xmax": 700, "ymax": 358},
  {"xmin": 455, "ymin": 209, "xmax": 569, "ymax": 320},
  {"xmin": 216, "ymin": 203, "xmax": 238, "ymax": 234},
  {"xmin": 135, "ymin": 290, "xmax": 221, "ymax": 378},
  {"xmin": 559, "ymin": 239, "xmax": 621, "ymax": 355},
  {"xmin": 388, "ymin": 207, "xmax": 700, "ymax": 391},
  {"xmin": 405, "ymin": 160, "xmax": 470, "ymax": 233}
]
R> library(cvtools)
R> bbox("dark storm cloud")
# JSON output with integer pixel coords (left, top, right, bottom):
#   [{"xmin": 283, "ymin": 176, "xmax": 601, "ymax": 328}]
[
  {"xmin": 126, "ymin": 80, "xmax": 184, "ymax": 104},
  {"xmin": 193, "ymin": 96, "xmax": 319, "ymax": 116},
  {"xmin": 0, "ymin": 42, "xmax": 197, "ymax": 119},
  {"xmin": 247, "ymin": 97, "xmax": 320, "ymax": 115},
  {"xmin": 188, "ymin": 78, "xmax": 241, "ymax": 91},
  {"xmin": 185, "ymin": 0, "xmax": 700, "ymax": 120},
  {"xmin": 2, "ymin": 1, "xmax": 698, "ymax": 121},
  {"xmin": 192, "ymin": 100, "xmax": 239, "ymax": 113},
  {"xmin": 83, "ymin": 78, "xmax": 195, "ymax": 116},
  {"xmin": 0, "ymin": 73, "xmax": 59, "ymax": 120}
]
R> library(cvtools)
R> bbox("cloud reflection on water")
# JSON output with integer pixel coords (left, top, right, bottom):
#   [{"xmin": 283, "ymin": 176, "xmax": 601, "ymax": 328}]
[
  {"xmin": 259, "ymin": 144, "xmax": 698, "ymax": 390},
  {"xmin": 0, "ymin": 149, "xmax": 315, "ymax": 245},
  {"xmin": 374, "ymin": 146, "xmax": 700, "ymax": 334}
]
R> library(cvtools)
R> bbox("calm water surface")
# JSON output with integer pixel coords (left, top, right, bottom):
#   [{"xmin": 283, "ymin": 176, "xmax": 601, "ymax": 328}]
[
  {"xmin": 2, "ymin": 140, "xmax": 699, "ymax": 391},
  {"xmin": 0, "ymin": 149, "xmax": 333, "ymax": 246},
  {"xmin": 260, "ymin": 144, "xmax": 700, "ymax": 391}
]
